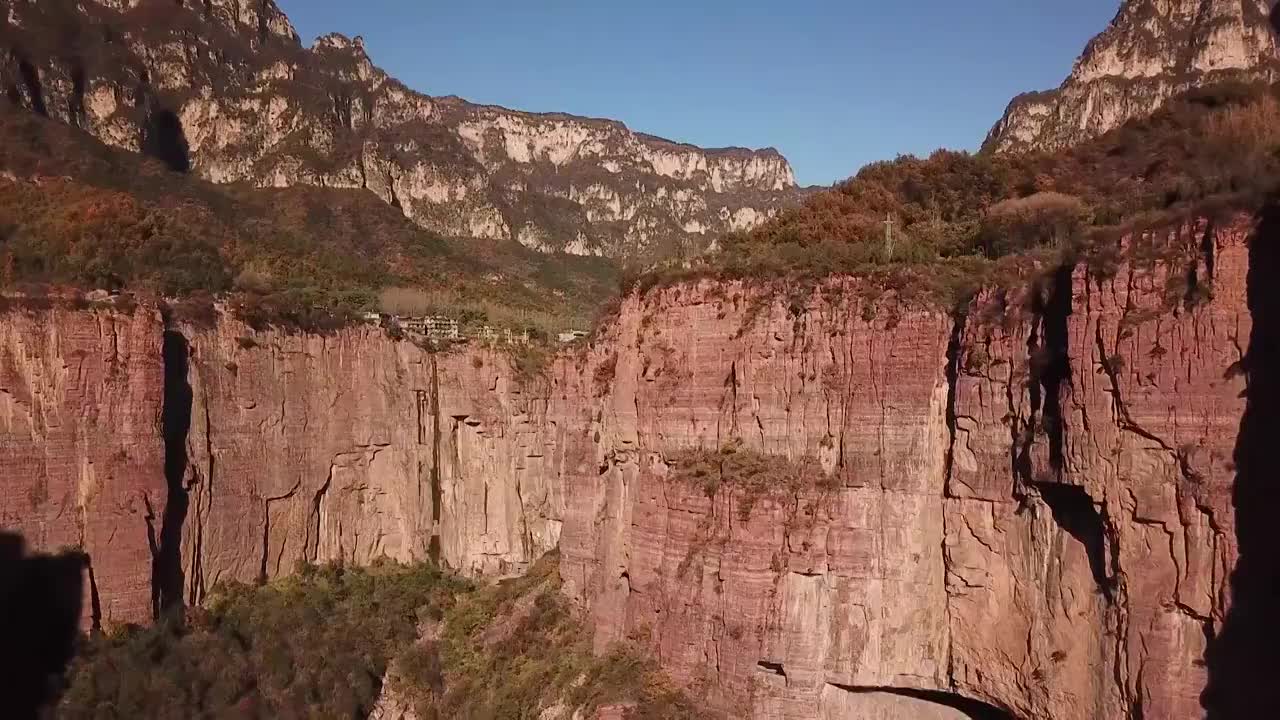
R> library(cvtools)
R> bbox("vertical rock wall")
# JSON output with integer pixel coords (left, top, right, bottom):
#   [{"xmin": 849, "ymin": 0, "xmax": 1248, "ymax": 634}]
[
  {"xmin": 0, "ymin": 216, "xmax": 1261, "ymax": 719},
  {"xmin": 173, "ymin": 317, "xmax": 568, "ymax": 605},
  {"xmin": 1, "ymin": 307, "xmax": 570, "ymax": 625},
  {"xmin": 560, "ymin": 217, "xmax": 1252, "ymax": 719},
  {"xmin": 0, "ymin": 304, "xmax": 166, "ymax": 626}
]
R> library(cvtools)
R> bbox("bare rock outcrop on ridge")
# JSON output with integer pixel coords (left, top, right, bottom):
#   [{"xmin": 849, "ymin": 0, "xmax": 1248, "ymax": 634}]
[{"xmin": 987, "ymin": 0, "xmax": 1280, "ymax": 153}]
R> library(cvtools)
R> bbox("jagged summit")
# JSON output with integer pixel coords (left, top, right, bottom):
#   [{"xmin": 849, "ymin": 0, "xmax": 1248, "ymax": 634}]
[
  {"xmin": 986, "ymin": 0, "xmax": 1280, "ymax": 153},
  {"xmin": 0, "ymin": 0, "xmax": 798, "ymax": 259}
]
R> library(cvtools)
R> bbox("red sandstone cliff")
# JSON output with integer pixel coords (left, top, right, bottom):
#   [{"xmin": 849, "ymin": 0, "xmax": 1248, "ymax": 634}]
[
  {"xmin": 558, "ymin": 217, "xmax": 1250, "ymax": 719},
  {"xmin": 171, "ymin": 317, "xmax": 568, "ymax": 607},
  {"xmin": 0, "ymin": 217, "xmax": 1260, "ymax": 718},
  {"xmin": 0, "ymin": 303, "xmax": 166, "ymax": 627},
  {"xmin": 2, "ymin": 308, "xmax": 569, "ymax": 626}
]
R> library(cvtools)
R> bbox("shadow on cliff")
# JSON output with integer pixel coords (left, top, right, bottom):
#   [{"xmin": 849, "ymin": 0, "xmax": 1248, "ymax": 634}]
[
  {"xmin": 829, "ymin": 684, "xmax": 1014, "ymax": 720},
  {"xmin": 1203, "ymin": 201, "xmax": 1280, "ymax": 718},
  {"xmin": 151, "ymin": 328, "xmax": 192, "ymax": 620},
  {"xmin": 141, "ymin": 107, "xmax": 191, "ymax": 173},
  {"xmin": 0, "ymin": 532, "xmax": 86, "ymax": 719}
]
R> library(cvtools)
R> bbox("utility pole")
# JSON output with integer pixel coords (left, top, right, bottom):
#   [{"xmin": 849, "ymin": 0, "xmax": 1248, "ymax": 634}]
[{"xmin": 883, "ymin": 213, "xmax": 896, "ymax": 263}]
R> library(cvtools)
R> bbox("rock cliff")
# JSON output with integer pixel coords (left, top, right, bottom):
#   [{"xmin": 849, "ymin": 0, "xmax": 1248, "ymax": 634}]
[
  {"xmin": 559, "ymin": 216, "xmax": 1252, "ymax": 719},
  {"xmin": 0, "ymin": 302, "xmax": 166, "ymax": 627},
  {"xmin": 987, "ymin": 0, "xmax": 1280, "ymax": 153},
  {"xmin": 169, "ymin": 317, "xmax": 571, "ymax": 605},
  {"xmin": 2, "ymin": 304, "xmax": 569, "ymax": 626},
  {"xmin": 0, "ymin": 0, "xmax": 797, "ymax": 258},
  {"xmin": 0, "ymin": 214, "xmax": 1263, "ymax": 718}
]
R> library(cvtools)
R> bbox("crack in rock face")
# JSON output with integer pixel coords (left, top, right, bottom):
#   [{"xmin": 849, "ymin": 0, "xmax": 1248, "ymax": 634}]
[
  {"xmin": 824, "ymin": 683, "xmax": 1016, "ymax": 720},
  {"xmin": 155, "ymin": 327, "xmax": 193, "ymax": 621}
]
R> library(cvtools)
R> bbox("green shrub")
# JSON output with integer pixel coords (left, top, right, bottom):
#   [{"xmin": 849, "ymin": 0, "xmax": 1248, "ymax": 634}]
[
  {"xmin": 56, "ymin": 562, "xmax": 470, "ymax": 720},
  {"xmin": 395, "ymin": 553, "xmax": 718, "ymax": 720},
  {"xmin": 668, "ymin": 440, "xmax": 836, "ymax": 519},
  {"xmin": 54, "ymin": 556, "xmax": 714, "ymax": 720}
]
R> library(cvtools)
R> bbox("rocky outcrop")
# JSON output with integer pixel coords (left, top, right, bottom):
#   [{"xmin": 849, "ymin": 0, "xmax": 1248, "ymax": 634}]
[
  {"xmin": 559, "ymin": 216, "xmax": 1251, "ymax": 719},
  {"xmin": 0, "ymin": 215, "xmax": 1260, "ymax": 718},
  {"xmin": 987, "ymin": 0, "xmax": 1280, "ymax": 153},
  {"xmin": 0, "ymin": 0, "xmax": 798, "ymax": 258}
]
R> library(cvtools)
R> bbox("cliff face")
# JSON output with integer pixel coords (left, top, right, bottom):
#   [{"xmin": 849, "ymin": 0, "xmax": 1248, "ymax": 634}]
[
  {"xmin": 987, "ymin": 0, "xmax": 1280, "ymax": 153},
  {"xmin": 0, "ymin": 303, "xmax": 166, "ymax": 627},
  {"xmin": 0, "ymin": 0, "xmax": 797, "ymax": 258},
  {"xmin": 0, "ymin": 216, "xmax": 1259, "ymax": 718},
  {"xmin": 559, "ymin": 217, "xmax": 1250, "ymax": 719},
  {"xmin": 168, "ymin": 318, "xmax": 571, "ymax": 607},
  {"xmin": 4, "ymin": 306, "xmax": 570, "ymax": 625}
]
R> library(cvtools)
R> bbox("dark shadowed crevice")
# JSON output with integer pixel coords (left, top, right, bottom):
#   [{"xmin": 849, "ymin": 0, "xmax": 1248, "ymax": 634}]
[
  {"xmin": 757, "ymin": 661, "xmax": 786, "ymax": 679},
  {"xmin": 724, "ymin": 360, "xmax": 740, "ymax": 440},
  {"xmin": 155, "ymin": 326, "xmax": 192, "ymax": 620},
  {"xmin": 1202, "ymin": 220, "xmax": 1217, "ymax": 282},
  {"xmin": 306, "ymin": 467, "xmax": 333, "ymax": 563},
  {"xmin": 1038, "ymin": 265, "xmax": 1073, "ymax": 473},
  {"xmin": 331, "ymin": 91, "xmax": 353, "ymax": 130},
  {"xmin": 69, "ymin": 59, "xmax": 87, "ymax": 127},
  {"xmin": 1182, "ymin": 219, "xmax": 1217, "ymax": 309},
  {"xmin": 1203, "ymin": 201, "xmax": 1280, "ymax": 718},
  {"xmin": 141, "ymin": 108, "xmax": 191, "ymax": 173},
  {"xmin": 256, "ymin": 0, "xmax": 270, "ymax": 43},
  {"xmin": 0, "ymin": 532, "xmax": 86, "ymax": 719},
  {"xmin": 826, "ymin": 683, "xmax": 1015, "ymax": 720},
  {"xmin": 356, "ymin": 149, "xmax": 369, "ymax": 189},
  {"xmin": 1016, "ymin": 320, "xmax": 1040, "ymax": 488},
  {"xmin": 85, "ymin": 555, "xmax": 102, "ymax": 634},
  {"xmin": 388, "ymin": 180, "xmax": 403, "ymax": 211},
  {"xmin": 1035, "ymin": 481, "xmax": 1113, "ymax": 600},
  {"xmin": 943, "ymin": 309, "xmax": 966, "ymax": 493},
  {"xmin": 427, "ymin": 356, "xmax": 443, "ymax": 566},
  {"xmin": 16, "ymin": 57, "xmax": 46, "ymax": 116},
  {"xmin": 1018, "ymin": 266, "xmax": 1074, "ymax": 489}
]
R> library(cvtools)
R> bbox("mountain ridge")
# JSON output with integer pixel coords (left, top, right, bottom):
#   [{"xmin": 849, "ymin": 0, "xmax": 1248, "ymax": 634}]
[
  {"xmin": 986, "ymin": 0, "xmax": 1280, "ymax": 153},
  {"xmin": 1, "ymin": 0, "xmax": 799, "ymax": 259}
]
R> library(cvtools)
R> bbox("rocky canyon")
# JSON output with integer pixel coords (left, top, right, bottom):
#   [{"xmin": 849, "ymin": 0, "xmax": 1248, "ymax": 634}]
[
  {"xmin": 2, "ymin": 212, "xmax": 1269, "ymax": 718},
  {"xmin": 4, "ymin": 0, "xmax": 1279, "ymax": 718}
]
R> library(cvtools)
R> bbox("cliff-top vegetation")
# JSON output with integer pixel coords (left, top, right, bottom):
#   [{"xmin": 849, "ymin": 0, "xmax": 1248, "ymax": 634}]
[
  {"xmin": 4, "ymin": 81, "xmax": 1273, "ymax": 335},
  {"xmin": 0, "ymin": 108, "xmax": 618, "ymax": 335},
  {"xmin": 638, "ymin": 82, "xmax": 1280, "ymax": 306}
]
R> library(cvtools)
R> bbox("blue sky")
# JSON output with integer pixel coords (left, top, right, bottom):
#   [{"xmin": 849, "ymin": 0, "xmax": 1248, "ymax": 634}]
[{"xmin": 277, "ymin": 1, "xmax": 1120, "ymax": 186}]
